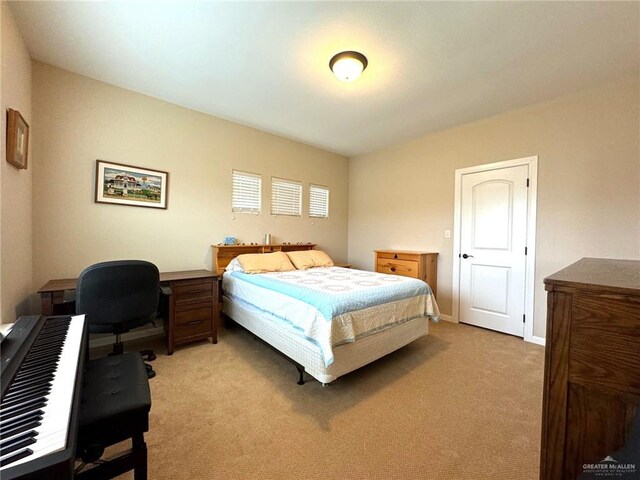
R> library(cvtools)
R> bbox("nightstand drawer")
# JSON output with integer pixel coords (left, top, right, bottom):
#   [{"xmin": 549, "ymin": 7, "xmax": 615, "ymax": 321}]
[
  {"xmin": 174, "ymin": 318, "xmax": 211, "ymax": 340},
  {"xmin": 175, "ymin": 306, "xmax": 212, "ymax": 326},
  {"xmin": 174, "ymin": 281, "xmax": 213, "ymax": 304},
  {"xmin": 377, "ymin": 259, "xmax": 419, "ymax": 278}
]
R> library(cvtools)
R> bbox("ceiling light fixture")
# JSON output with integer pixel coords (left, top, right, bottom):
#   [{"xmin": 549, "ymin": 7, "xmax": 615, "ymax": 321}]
[{"xmin": 329, "ymin": 51, "xmax": 368, "ymax": 82}]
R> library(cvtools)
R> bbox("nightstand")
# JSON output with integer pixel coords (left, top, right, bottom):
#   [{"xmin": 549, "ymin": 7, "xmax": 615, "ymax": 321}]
[
  {"xmin": 163, "ymin": 270, "xmax": 218, "ymax": 355},
  {"xmin": 374, "ymin": 250, "xmax": 438, "ymax": 297}
]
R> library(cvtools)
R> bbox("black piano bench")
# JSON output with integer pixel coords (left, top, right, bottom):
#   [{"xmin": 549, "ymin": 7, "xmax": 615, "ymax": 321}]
[{"xmin": 75, "ymin": 353, "xmax": 151, "ymax": 480}]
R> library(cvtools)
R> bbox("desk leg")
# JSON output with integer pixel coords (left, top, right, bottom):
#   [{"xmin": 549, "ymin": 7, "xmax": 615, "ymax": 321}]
[
  {"xmin": 41, "ymin": 293, "xmax": 54, "ymax": 316},
  {"xmin": 212, "ymin": 282, "xmax": 219, "ymax": 344},
  {"xmin": 167, "ymin": 287, "xmax": 175, "ymax": 356}
]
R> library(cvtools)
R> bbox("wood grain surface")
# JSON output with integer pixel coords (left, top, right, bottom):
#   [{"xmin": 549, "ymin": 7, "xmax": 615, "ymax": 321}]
[{"xmin": 540, "ymin": 258, "xmax": 640, "ymax": 480}]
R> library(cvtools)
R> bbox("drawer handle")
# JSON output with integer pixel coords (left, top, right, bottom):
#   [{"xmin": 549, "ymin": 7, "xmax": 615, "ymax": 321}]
[
  {"xmin": 183, "ymin": 289, "xmax": 210, "ymax": 294},
  {"xmin": 186, "ymin": 320, "xmax": 204, "ymax": 326},
  {"xmin": 390, "ymin": 267, "xmax": 396, "ymax": 272}
]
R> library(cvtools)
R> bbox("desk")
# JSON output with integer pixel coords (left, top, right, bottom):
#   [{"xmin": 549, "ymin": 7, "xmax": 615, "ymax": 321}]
[{"xmin": 38, "ymin": 269, "xmax": 218, "ymax": 355}]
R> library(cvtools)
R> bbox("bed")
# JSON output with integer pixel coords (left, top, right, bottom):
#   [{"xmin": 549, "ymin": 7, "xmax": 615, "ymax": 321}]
[{"xmin": 216, "ymin": 248, "xmax": 439, "ymax": 384}]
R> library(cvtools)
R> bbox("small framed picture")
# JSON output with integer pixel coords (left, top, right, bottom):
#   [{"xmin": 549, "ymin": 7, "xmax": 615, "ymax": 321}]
[
  {"xmin": 6, "ymin": 109, "xmax": 29, "ymax": 169},
  {"xmin": 95, "ymin": 160, "xmax": 169, "ymax": 209}
]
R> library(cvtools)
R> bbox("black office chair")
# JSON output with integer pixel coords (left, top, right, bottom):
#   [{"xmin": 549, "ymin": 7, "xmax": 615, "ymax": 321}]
[{"xmin": 76, "ymin": 260, "xmax": 160, "ymax": 379}]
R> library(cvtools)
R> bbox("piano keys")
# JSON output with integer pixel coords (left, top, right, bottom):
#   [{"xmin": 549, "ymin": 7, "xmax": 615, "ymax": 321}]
[{"xmin": 0, "ymin": 315, "xmax": 86, "ymax": 479}]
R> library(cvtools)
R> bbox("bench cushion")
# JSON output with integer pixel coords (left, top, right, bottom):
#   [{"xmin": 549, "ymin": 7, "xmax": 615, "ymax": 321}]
[{"xmin": 78, "ymin": 353, "xmax": 151, "ymax": 447}]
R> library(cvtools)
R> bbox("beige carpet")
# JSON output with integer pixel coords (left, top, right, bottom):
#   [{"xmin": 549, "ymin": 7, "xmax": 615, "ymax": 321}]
[{"xmin": 98, "ymin": 320, "xmax": 544, "ymax": 480}]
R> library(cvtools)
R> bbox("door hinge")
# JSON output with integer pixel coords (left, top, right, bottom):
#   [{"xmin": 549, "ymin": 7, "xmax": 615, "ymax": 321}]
[
  {"xmin": 526, "ymin": 178, "xmax": 530, "ymax": 187},
  {"xmin": 525, "ymin": 246, "xmax": 528, "ymax": 255},
  {"xmin": 523, "ymin": 314, "xmax": 526, "ymax": 323}
]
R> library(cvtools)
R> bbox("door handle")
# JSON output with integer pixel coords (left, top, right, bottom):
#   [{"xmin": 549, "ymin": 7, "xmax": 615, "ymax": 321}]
[{"xmin": 462, "ymin": 253, "xmax": 474, "ymax": 259}]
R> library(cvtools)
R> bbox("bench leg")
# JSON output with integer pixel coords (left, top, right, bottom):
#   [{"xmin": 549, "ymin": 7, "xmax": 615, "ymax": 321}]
[
  {"xmin": 133, "ymin": 433, "xmax": 148, "ymax": 480},
  {"xmin": 76, "ymin": 433, "xmax": 147, "ymax": 480}
]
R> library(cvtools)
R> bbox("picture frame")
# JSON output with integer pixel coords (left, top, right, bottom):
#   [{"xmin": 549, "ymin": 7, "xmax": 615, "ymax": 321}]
[
  {"xmin": 6, "ymin": 109, "xmax": 29, "ymax": 169},
  {"xmin": 95, "ymin": 160, "xmax": 169, "ymax": 209}
]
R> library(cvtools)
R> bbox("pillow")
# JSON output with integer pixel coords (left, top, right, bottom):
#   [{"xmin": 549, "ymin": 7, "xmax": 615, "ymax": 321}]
[
  {"xmin": 235, "ymin": 252, "xmax": 296, "ymax": 274},
  {"xmin": 224, "ymin": 258, "xmax": 244, "ymax": 272},
  {"xmin": 286, "ymin": 250, "xmax": 334, "ymax": 270}
]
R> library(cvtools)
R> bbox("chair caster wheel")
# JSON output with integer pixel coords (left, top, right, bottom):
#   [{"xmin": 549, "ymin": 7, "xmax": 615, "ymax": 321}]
[
  {"xmin": 145, "ymin": 363, "xmax": 156, "ymax": 379},
  {"xmin": 140, "ymin": 349, "xmax": 156, "ymax": 362}
]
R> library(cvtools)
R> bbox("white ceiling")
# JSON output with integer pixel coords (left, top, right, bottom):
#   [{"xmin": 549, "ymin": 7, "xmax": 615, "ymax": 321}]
[{"xmin": 9, "ymin": 1, "xmax": 640, "ymax": 157}]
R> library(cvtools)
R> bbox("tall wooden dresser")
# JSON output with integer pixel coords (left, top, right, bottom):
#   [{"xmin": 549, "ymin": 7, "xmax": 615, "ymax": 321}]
[
  {"xmin": 374, "ymin": 250, "xmax": 438, "ymax": 298},
  {"xmin": 540, "ymin": 258, "xmax": 640, "ymax": 479}
]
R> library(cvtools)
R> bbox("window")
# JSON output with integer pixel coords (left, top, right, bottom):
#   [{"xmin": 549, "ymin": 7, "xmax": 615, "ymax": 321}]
[
  {"xmin": 232, "ymin": 170, "xmax": 261, "ymax": 214},
  {"xmin": 271, "ymin": 177, "xmax": 302, "ymax": 216},
  {"xmin": 309, "ymin": 184, "xmax": 329, "ymax": 218}
]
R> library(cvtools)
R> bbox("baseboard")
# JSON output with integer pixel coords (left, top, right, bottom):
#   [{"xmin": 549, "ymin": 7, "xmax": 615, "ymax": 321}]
[
  {"xmin": 89, "ymin": 321, "xmax": 165, "ymax": 349},
  {"xmin": 527, "ymin": 335, "xmax": 546, "ymax": 347},
  {"xmin": 443, "ymin": 315, "xmax": 546, "ymax": 346}
]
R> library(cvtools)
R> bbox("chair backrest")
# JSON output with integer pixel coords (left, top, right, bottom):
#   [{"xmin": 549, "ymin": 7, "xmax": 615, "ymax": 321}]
[{"xmin": 76, "ymin": 260, "xmax": 160, "ymax": 334}]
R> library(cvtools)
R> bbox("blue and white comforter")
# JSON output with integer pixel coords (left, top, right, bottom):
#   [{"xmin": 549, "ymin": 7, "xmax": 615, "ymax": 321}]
[{"xmin": 222, "ymin": 266, "xmax": 439, "ymax": 366}]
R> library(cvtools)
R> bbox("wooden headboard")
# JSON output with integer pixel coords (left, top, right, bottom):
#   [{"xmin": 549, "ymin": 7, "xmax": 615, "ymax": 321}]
[{"xmin": 211, "ymin": 244, "xmax": 316, "ymax": 275}]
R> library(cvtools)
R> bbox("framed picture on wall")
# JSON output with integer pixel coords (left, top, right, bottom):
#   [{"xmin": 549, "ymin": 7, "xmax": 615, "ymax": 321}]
[
  {"xmin": 95, "ymin": 160, "xmax": 169, "ymax": 209},
  {"xmin": 6, "ymin": 109, "xmax": 29, "ymax": 169}
]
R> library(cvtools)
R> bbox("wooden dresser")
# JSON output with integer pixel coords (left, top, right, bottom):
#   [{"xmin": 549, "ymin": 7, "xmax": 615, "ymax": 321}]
[
  {"xmin": 540, "ymin": 258, "xmax": 640, "ymax": 479},
  {"xmin": 374, "ymin": 250, "xmax": 438, "ymax": 297}
]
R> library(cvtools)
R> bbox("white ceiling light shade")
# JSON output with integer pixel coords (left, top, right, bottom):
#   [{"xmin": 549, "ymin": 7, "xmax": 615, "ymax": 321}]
[{"xmin": 329, "ymin": 51, "xmax": 368, "ymax": 82}]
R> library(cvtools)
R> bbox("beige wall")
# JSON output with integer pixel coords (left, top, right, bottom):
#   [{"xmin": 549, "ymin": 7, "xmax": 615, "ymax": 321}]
[
  {"xmin": 1, "ymin": 4, "xmax": 34, "ymax": 323},
  {"xmin": 348, "ymin": 77, "xmax": 640, "ymax": 338},
  {"xmin": 32, "ymin": 63, "xmax": 348, "ymax": 292}
]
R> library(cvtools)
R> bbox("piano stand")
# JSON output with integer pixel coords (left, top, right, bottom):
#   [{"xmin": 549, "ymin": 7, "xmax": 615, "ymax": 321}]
[{"xmin": 75, "ymin": 353, "xmax": 151, "ymax": 480}]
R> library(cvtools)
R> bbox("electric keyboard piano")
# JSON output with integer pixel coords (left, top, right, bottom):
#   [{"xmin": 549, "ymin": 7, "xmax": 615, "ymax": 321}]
[{"xmin": 0, "ymin": 315, "xmax": 86, "ymax": 479}]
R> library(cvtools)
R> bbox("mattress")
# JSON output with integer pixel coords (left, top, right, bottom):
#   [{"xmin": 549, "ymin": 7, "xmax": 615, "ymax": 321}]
[
  {"xmin": 222, "ymin": 266, "xmax": 439, "ymax": 366},
  {"xmin": 222, "ymin": 294, "xmax": 429, "ymax": 384}
]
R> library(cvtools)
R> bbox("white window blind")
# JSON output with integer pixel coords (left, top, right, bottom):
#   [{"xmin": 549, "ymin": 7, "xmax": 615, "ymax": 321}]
[
  {"xmin": 232, "ymin": 170, "xmax": 261, "ymax": 214},
  {"xmin": 309, "ymin": 184, "xmax": 329, "ymax": 218},
  {"xmin": 271, "ymin": 177, "xmax": 302, "ymax": 216}
]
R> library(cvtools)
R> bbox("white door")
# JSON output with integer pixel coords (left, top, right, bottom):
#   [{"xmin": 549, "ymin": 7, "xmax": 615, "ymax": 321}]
[{"xmin": 458, "ymin": 165, "xmax": 528, "ymax": 336}]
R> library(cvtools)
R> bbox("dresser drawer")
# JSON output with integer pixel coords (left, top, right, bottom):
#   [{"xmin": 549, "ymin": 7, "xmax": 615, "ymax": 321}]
[
  {"xmin": 174, "ymin": 306, "xmax": 212, "ymax": 341},
  {"xmin": 174, "ymin": 281, "xmax": 213, "ymax": 304},
  {"xmin": 376, "ymin": 259, "xmax": 419, "ymax": 278},
  {"xmin": 175, "ymin": 306, "xmax": 212, "ymax": 326},
  {"xmin": 376, "ymin": 251, "xmax": 420, "ymax": 262},
  {"xmin": 174, "ymin": 317, "xmax": 211, "ymax": 341},
  {"xmin": 569, "ymin": 295, "xmax": 640, "ymax": 396}
]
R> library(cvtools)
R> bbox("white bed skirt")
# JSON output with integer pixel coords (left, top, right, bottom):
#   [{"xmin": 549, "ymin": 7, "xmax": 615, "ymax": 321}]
[{"xmin": 222, "ymin": 296, "xmax": 429, "ymax": 384}]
